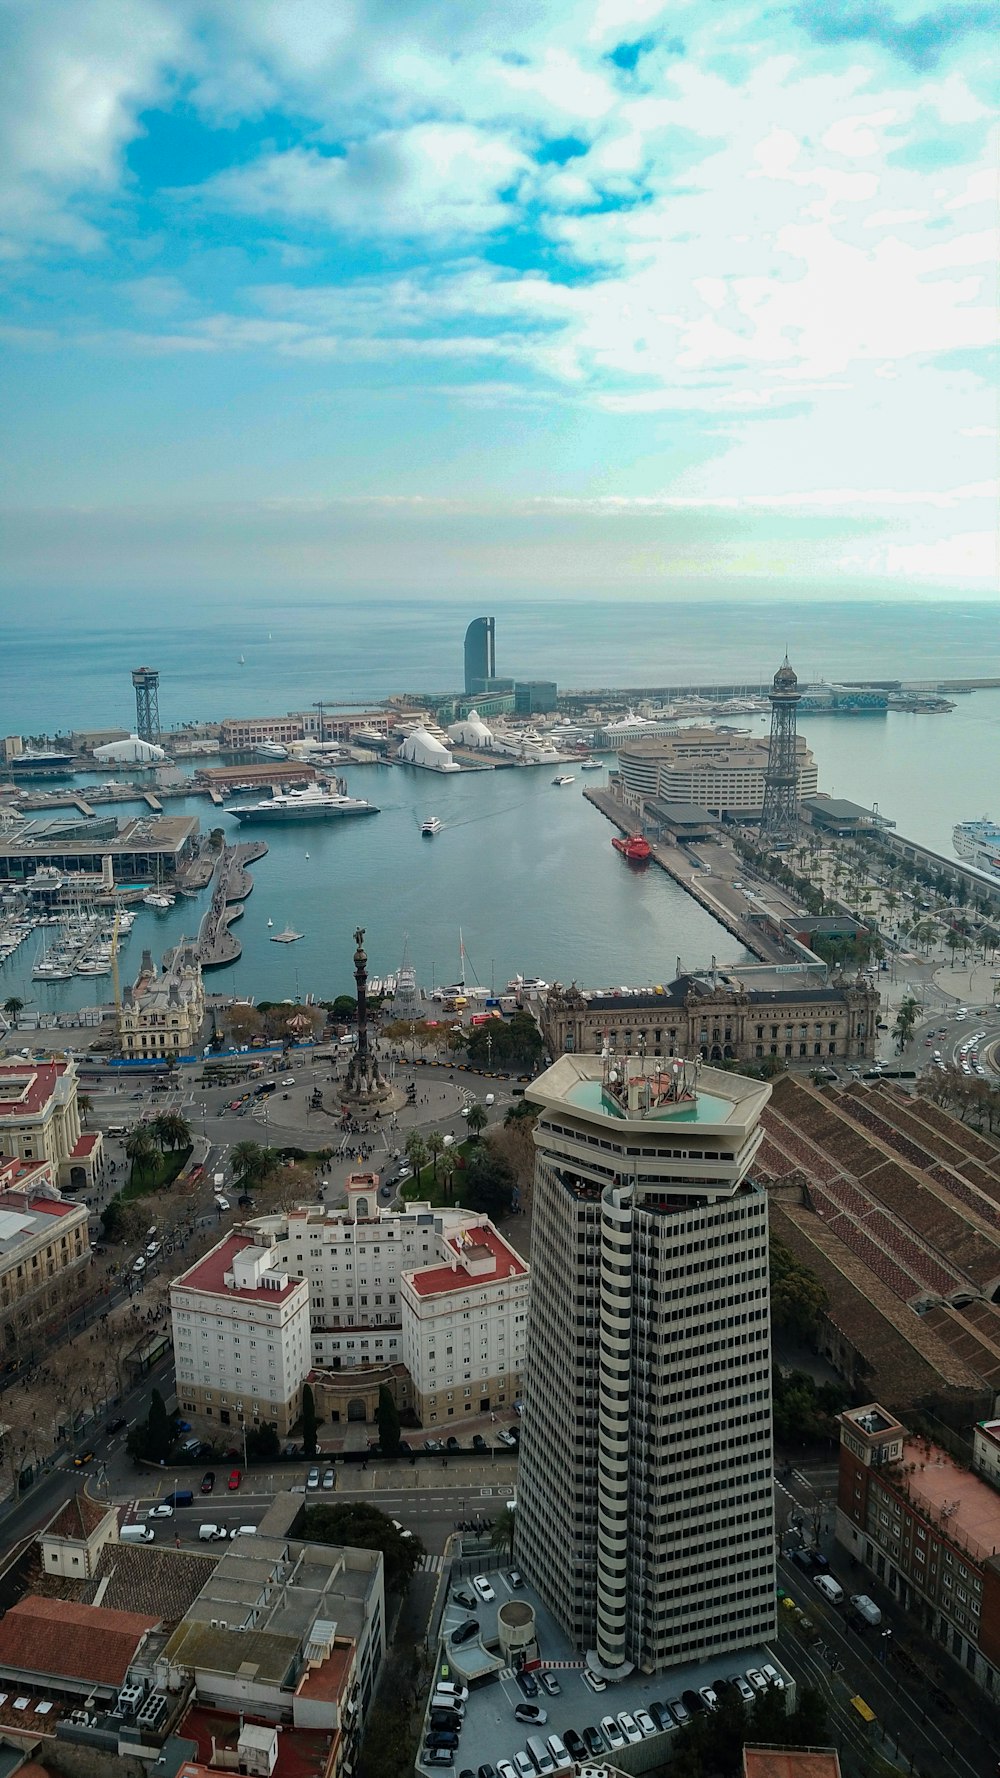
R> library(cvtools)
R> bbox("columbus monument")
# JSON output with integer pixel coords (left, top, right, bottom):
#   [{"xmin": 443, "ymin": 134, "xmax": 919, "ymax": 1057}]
[{"xmin": 344, "ymin": 926, "xmax": 388, "ymax": 1103}]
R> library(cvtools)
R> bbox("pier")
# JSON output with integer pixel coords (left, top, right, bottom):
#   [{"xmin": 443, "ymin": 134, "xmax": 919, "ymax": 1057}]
[
  {"xmin": 584, "ymin": 785, "xmax": 796, "ymax": 964},
  {"xmin": 196, "ymin": 839, "xmax": 268, "ymax": 971}
]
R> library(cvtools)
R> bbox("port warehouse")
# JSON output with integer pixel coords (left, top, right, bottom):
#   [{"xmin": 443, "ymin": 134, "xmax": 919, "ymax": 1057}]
[{"xmin": 0, "ymin": 816, "xmax": 199, "ymax": 883}]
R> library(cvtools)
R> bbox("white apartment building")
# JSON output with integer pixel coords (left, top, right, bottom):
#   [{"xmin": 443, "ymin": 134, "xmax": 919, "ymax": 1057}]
[
  {"xmin": 172, "ymin": 1234, "xmax": 311, "ymax": 1437},
  {"xmin": 616, "ymin": 727, "xmax": 818, "ymax": 815},
  {"xmin": 515, "ymin": 1054, "xmax": 776, "ymax": 1678},
  {"xmin": 400, "ymin": 1223, "xmax": 528, "ymax": 1422}
]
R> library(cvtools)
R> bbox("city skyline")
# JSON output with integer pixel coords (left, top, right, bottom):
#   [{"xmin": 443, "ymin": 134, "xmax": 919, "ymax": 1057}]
[{"xmin": 0, "ymin": 1, "xmax": 996, "ymax": 600}]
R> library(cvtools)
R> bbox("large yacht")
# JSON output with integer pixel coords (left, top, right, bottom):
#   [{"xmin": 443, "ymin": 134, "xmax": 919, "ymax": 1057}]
[
  {"xmin": 225, "ymin": 783, "xmax": 379, "ymax": 823},
  {"xmin": 953, "ymin": 818, "xmax": 1000, "ymax": 878}
]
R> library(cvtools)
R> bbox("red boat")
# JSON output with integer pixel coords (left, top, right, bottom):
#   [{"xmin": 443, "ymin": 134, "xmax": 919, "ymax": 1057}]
[{"xmin": 612, "ymin": 832, "xmax": 652, "ymax": 863}]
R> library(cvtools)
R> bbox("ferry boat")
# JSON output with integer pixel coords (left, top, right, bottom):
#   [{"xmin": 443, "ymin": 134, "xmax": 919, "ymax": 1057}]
[
  {"xmin": 580, "ymin": 757, "xmax": 603, "ymax": 771},
  {"xmin": 421, "ymin": 817, "xmax": 443, "ymax": 836},
  {"xmin": 226, "ymin": 783, "xmax": 379, "ymax": 824},
  {"xmin": 953, "ymin": 818, "xmax": 1000, "ymax": 878},
  {"xmin": 552, "ymin": 774, "xmax": 576, "ymax": 787},
  {"xmin": 612, "ymin": 832, "xmax": 652, "ymax": 864}
]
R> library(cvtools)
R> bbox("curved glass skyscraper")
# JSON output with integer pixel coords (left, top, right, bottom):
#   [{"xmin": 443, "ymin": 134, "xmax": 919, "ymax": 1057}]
[{"xmin": 464, "ymin": 615, "xmax": 496, "ymax": 695}]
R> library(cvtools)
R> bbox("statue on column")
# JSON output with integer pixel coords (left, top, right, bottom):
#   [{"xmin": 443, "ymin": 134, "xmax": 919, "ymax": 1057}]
[{"xmin": 345, "ymin": 925, "xmax": 387, "ymax": 1101}]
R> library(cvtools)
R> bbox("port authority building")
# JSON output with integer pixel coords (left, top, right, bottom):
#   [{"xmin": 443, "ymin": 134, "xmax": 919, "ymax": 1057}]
[{"xmin": 541, "ymin": 970, "xmax": 880, "ymax": 1067}]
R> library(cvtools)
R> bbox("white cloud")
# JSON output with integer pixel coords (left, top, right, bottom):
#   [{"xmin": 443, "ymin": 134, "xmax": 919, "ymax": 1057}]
[{"xmin": 193, "ymin": 124, "xmax": 529, "ymax": 238}]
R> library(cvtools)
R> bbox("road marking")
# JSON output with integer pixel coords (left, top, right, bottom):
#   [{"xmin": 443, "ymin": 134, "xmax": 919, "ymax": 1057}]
[{"xmin": 419, "ymin": 1553, "xmax": 445, "ymax": 1573}]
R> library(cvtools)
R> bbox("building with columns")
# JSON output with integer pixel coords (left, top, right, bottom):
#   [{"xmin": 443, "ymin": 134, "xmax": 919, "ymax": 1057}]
[{"xmin": 515, "ymin": 1053, "xmax": 775, "ymax": 1677}]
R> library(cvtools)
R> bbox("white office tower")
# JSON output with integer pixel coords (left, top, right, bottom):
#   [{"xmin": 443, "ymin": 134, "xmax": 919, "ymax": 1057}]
[{"xmin": 516, "ymin": 1053, "xmax": 776, "ymax": 1676}]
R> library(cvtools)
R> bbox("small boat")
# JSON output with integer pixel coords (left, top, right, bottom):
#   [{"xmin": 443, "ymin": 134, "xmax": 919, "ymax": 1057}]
[
  {"xmin": 267, "ymin": 917, "xmax": 274, "ymax": 927},
  {"xmin": 239, "ymin": 653, "xmax": 246, "ymax": 665},
  {"xmin": 421, "ymin": 817, "xmax": 443, "ymax": 836},
  {"xmin": 270, "ymin": 926, "xmax": 304, "ymax": 944},
  {"xmin": 580, "ymin": 757, "xmax": 603, "ymax": 771},
  {"xmin": 552, "ymin": 774, "xmax": 576, "ymax": 786},
  {"xmin": 612, "ymin": 833, "xmax": 652, "ymax": 864},
  {"xmin": 305, "ymin": 851, "xmax": 310, "ymax": 859}
]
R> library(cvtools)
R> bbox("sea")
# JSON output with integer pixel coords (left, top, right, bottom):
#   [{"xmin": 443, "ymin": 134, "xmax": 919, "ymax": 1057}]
[{"xmin": 0, "ymin": 593, "xmax": 997, "ymax": 1013}]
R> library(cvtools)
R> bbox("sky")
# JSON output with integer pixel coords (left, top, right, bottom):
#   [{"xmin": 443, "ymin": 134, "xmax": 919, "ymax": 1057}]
[{"xmin": 0, "ymin": 0, "xmax": 997, "ymax": 601}]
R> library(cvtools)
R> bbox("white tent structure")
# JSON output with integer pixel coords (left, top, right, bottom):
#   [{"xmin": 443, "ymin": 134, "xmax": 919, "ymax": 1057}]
[
  {"xmin": 93, "ymin": 734, "xmax": 167, "ymax": 764},
  {"xmin": 396, "ymin": 728, "xmax": 461, "ymax": 773},
  {"xmin": 447, "ymin": 710, "xmax": 494, "ymax": 749}
]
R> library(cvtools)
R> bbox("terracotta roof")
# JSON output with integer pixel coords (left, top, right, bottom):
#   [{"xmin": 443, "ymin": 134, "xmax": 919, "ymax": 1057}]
[
  {"xmin": 0, "ymin": 1062, "xmax": 69, "ymax": 1118},
  {"xmin": 407, "ymin": 1225, "xmax": 526, "ymax": 1298},
  {"xmin": 173, "ymin": 1233, "xmax": 299, "ymax": 1303},
  {"xmin": 0, "ymin": 1595, "xmax": 158, "ymax": 1686},
  {"xmin": 45, "ymin": 1493, "xmax": 110, "ymax": 1541},
  {"xmin": 744, "ymin": 1752, "xmax": 841, "ymax": 1778},
  {"xmin": 70, "ymin": 1132, "xmax": 101, "ymax": 1158},
  {"xmin": 295, "ymin": 1641, "xmax": 353, "ymax": 1703}
]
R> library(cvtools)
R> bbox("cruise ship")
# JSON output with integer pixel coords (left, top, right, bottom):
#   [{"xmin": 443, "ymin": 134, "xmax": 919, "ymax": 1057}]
[
  {"xmin": 226, "ymin": 783, "xmax": 379, "ymax": 824},
  {"xmin": 953, "ymin": 818, "xmax": 1000, "ymax": 878}
]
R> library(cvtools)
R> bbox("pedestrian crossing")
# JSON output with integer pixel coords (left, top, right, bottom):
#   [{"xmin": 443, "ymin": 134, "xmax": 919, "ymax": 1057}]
[{"xmin": 419, "ymin": 1553, "xmax": 446, "ymax": 1574}]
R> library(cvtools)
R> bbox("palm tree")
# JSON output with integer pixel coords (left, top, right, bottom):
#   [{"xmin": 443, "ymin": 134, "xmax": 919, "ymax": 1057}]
[
  {"xmin": 2, "ymin": 996, "xmax": 24, "ymax": 1029},
  {"xmin": 404, "ymin": 1132, "xmax": 428, "ymax": 1185},
  {"xmin": 490, "ymin": 1505, "xmax": 517, "ymax": 1561},
  {"xmin": 465, "ymin": 1103, "xmax": 488, "ymax": 1142},
  {"xmin": 439, "ymin": 1153, "xmax": 456, "ymax": 1203},
  {"xmin": 125, "ymin": 1126, "xmax": 157, "ymax": 1184},
  {"xmin": 425, "ymin": 1131, "xmax": 445, "ymax": 1181},
  {"xmin": 160, "ymin": 1111, "xmax": 191, "ymax": 1152},
  {"xmin": 232, "ymin": 1140, "xmax": 267, "ymax": 1184},
  {"xmin": 78, "ymin": 1093, "xmax": 92, "ymax": 1127}
]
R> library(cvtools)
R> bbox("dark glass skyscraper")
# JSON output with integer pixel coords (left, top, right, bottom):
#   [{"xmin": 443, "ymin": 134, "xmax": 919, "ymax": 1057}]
[{"xmin": 464, "ymin": 615, "xmax": 496, "ymax": 694}]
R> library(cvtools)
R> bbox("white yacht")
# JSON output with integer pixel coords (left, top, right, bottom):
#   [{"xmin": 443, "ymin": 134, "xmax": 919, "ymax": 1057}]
[
  {"xmin": 226, "ymin": 783, "xmax": 379, "ymax": 823},
  {"xmin": 552, "ymin": 774, "xmax": 576, "ymax": 786},
  {"xmin": 421, "ymin": 817, "xmax": 443, "ymax": 836}
]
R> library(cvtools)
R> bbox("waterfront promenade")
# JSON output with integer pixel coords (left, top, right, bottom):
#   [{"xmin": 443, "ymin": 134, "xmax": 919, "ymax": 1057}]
[{"xmin": 196, "ymin": 840, "xmax": 267, "ymax": 970}]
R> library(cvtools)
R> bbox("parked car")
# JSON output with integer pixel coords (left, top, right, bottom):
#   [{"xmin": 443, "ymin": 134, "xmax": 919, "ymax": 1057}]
[
  {"xmin": 496, "ymin": 1429, "xmax": 518, "ymax": 1448},
  {"xmin": 200, "ymin": 1470, "xmax": 216, "ymax": 1494},
  {"xmin": 322, "ymin": 1469, "xmax": 335, "ymax": 1490},
  {"xmin": 746, "ymin": 1669, "xmax": 768, "ymax": 1692},
  {"xmin": 582, "ymin": 1726, "xmax": 605, "ymax": 1756},
  {"xmin": 452, "ymin": 1588, "xmax": 478, "ymax": 1612},
  {"xmin": 430, "ymin": 1711, "xmax": 463, "ymax": 1732},
  {"xmin": 433, "ymin": 1683, "xmax": 469, "ymax": 1704},
  {"xmin": 472, "ymin": 1575, "xmax": 495, "ymax": 1602},
  {"xmin": 618, "ymin": 1712, "xmax": 643, "ymax": 1744},
  {"xmin": 306, "ymin": 1468, "xmax": 320, "ymax": 1489},
  {"xmin": 450, "ymin": 1619, "xmax": 479, "ymax": 1646},
  {"xmin": 228, "ymin": 1468, "xmax": 241, "ymax": 1491},
  {"xmin": 515, "ymin": 1670, "xmax": 539, "ymax": 1698},
  {"xmin": 514, "ymin": 1703, "xmax": 547, "ymax": 1726},
  {"xmin": 538, "ymin": 1673, "xmax": 561, "ymax": 1696},
  {"xmin": 600, "ymin": 1717, "xmax": 625, "ymax": 1749},
  {"xmin": 422, "ymin": 1749, "xmax": 455, "ymax": 1768},
  {"xmin": 730, "ymin": 1675, "xmax": 755, "ymax": 1703},
  {"xmin": 505, "ymin": 1569, "xmax": 524, "ymax": 1589},
  {"xmin": 512, "ymin": 1754, "xmax": 534, "ymax": 1778},
  {"xmin": 563, "ymin": 1729, "xmax": 587, "ymax": 1761},
  {"xmin": 446, "ymin": 1436, "xmax": 461, "ymax": 1452},
  {"xmin": 668, "ymin": 1698, "xmax": 690, "ymax": 1726},
  {"xmin": 472, "ymin": 1434, "xmax": 488, "ymax": 1451},
  {"xmin": 426, "ymin": 1439, "xmax": 445, "ymax": 1453},
  {"xmin": 431, "ymin": 1695, "xmax": 466, "ymax": 1719},
  {"xmin": 698, "ymin": 1688, "xmax": 719, "ymax": 1713},
  {"xmin": 425, "ymin": 1730, "xmax": 459, "ymax": 1750},
  {"xmin": 581, "ymin": 1668, "xmax": 606, "ymax": 1693},
  {"xmin": 649, "ymin": 1702, "xmax": 676, "ymax": 1732},
  {"xmin": 635, "ymin": 1709, "xmax": 656, "ymax": 1737},
  {"xmin": 760, "ymin": 1664, "xmax": 785, "ymax": 1690}
]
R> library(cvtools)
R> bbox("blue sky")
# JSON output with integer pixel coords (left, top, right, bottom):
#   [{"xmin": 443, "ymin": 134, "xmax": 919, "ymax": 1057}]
[{"xmin": 0, "ymin": 0, "xmax": 996, "ymax": 599}]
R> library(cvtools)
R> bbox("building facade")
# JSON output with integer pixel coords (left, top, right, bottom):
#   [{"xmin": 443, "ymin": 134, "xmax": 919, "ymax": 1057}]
[
  {"xmin": 837, "ymin": 1403, "xmax": 1000, "ymax": 1697},
  {"xmin": 0, "ymin": 1056, "xmax": 104, "ymax": 1190},
  {"xmin": 540, "ymin": 972, "xmax": 880, "ymax": 1066},
  {"xmin": 171, "ymin": 1235, "xmax": 311, "ymax": 1437},
  {"xmin": 119, "ymin": 943, "xmax": 205, "ymax": 1059},
  {"xmin": 464, "ymin": 615, "xmax": 496, "ymax": 694},
  {"xmin": 615, "ymin": 728, "xmax": 818, "ymax": 815},
  {"xmin": 400, "ymin": 1222, "xmax": 528, "ymax": 1422},
  {"xmin": 250, "ymin": 1181, "xmax": 527, "ymax": 1422},
  {"xmin": 220, "ymin": 715, "xmax": 307, "ymax": 748},
  {"xmin": 516, "ymin": 1054, "xmax": 775, "ymax": 1676},
  {"xmin": 0, "ymin": 1179, "xmax": 91, "ymax": 1354}
]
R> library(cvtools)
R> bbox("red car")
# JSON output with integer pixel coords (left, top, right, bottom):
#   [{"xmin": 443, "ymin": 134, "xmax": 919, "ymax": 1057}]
[{"xmin": 228, "ymin": 1468, "xmax": 242, "ymax": 1491}]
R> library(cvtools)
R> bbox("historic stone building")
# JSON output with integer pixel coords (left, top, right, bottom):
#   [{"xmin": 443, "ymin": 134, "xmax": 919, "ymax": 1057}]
[{"xmin": 540, "ymin": 970, "xmax": 880, "ymax": 1067}]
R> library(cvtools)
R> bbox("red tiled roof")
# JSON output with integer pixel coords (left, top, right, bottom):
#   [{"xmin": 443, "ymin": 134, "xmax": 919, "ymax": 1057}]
[
  {"xmin": 295, "ymin": 1641, "xmax": 353, "ymax": 1702},
  {"xmin": 174, "ymin": 1233, "xmax": 299, "ymax": 1302},
  {"xmin": 0, "ymin": 1062, "xmax": 69, "ymax": 1118},
  {"xmin": 0, "ymin": 1190, "xmax": 76, "ymax": 1220},
  {"xmin": 0, "ymin": 1596, "xmax": 158, "ymax": 1686},
  {"xmin": 70, "ymin": 1132, "xmax": 101, "ymax": 1157},
  {"xmin": 0, "ymin": 1158, "xmax": 53, "ymax": 1191},
  {"xmin": 408, "ymin": 1225, "xmax": 526, "ymax": 1298}
]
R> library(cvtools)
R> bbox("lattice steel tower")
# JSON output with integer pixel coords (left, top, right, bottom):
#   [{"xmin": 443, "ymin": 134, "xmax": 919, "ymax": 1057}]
[
  {"xmin": 760, "ymin": 655, "xmax": 801, "ymax": 841},
  {"xmin": 132, "ymin": 666, "xmax": 161, "ymax": 745}
]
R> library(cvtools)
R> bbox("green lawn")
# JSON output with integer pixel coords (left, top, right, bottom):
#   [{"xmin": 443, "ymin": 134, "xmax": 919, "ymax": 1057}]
[
  {"xmin": 123, "ymin": 1145, "xmax": 193, "ymax": 1200},
  {"xmin": 400, "ymin": 1138, "xmax": 478, "ymax": 1208}
]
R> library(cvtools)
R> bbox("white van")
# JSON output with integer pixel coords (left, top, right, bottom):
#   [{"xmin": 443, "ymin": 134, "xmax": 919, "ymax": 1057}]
[
  {"xmin": 120, "ymin": 1523, "xmax": 155, "ymax": 1543},
  {"xmin": 199, "ymin": 1524, "xmax": 227, "ymax": 1541},
  {"xmin": 814, "ymin": 1573, "xmax": 844, "ymax": 1605},
  {"xmin": 526, "ymin": 1737, "xmax": 555, "ymax": 1775},
  {"xmin": 214, "ymin": 1194, "xmax": 230, "ymax": 1211},
  {"xmin": 546, "ymin": 1733, "xmax": 569, "ymax": 1769}
]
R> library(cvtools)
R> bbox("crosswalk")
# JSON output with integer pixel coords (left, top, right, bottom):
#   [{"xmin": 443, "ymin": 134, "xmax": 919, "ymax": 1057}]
[{"xmin": 419, "ymin": 1553, "xmax": 446, "ymax": 1573}]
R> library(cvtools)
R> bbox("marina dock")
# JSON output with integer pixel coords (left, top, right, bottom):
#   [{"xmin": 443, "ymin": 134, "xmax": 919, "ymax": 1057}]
[{"xmin": 196, "ymin": 839, "xmax": 268, "ymax": 971}]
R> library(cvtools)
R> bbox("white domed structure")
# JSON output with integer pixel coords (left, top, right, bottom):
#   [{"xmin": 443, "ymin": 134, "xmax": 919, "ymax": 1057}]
[
  {"xmin": 93, "ymin": 734, "xmax": 167, "ymax": 764},
  {"xmin": 448, "ymin": 710, "xmax": 494, "ymax": 749},
  {"xmin": 396, "ymin": 728, "xmax": 461, "ymax": 773}
]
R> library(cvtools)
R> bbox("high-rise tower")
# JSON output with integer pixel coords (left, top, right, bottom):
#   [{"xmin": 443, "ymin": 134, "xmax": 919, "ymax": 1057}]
[
  {"xmin": 132, "ymin": 666, "xmax": 161, "ymax": 745},
  {"xmin": 515, "ymin": 1052, "xmax": 776, "ymax": 1677},
  {"xmin": 760, "ymin": 656, "xmax": 802, "ymax": 842},
  {"xmin": 463, "ymin": 616, "xmax": 496, "ymax": 695}
]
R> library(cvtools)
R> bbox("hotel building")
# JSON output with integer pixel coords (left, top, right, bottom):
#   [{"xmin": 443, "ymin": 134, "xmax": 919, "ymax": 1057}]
[
  {"xmin": 171, "ymin": 1234, "xmax": 311, "ymax": 1437},
  {"xmin": 615, "ymin": 728, "xmax": 818, "ymax": 816},
  {"xmin": 515, "ymin": 1054, "xmax": 775, "ymax": 1676}
]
